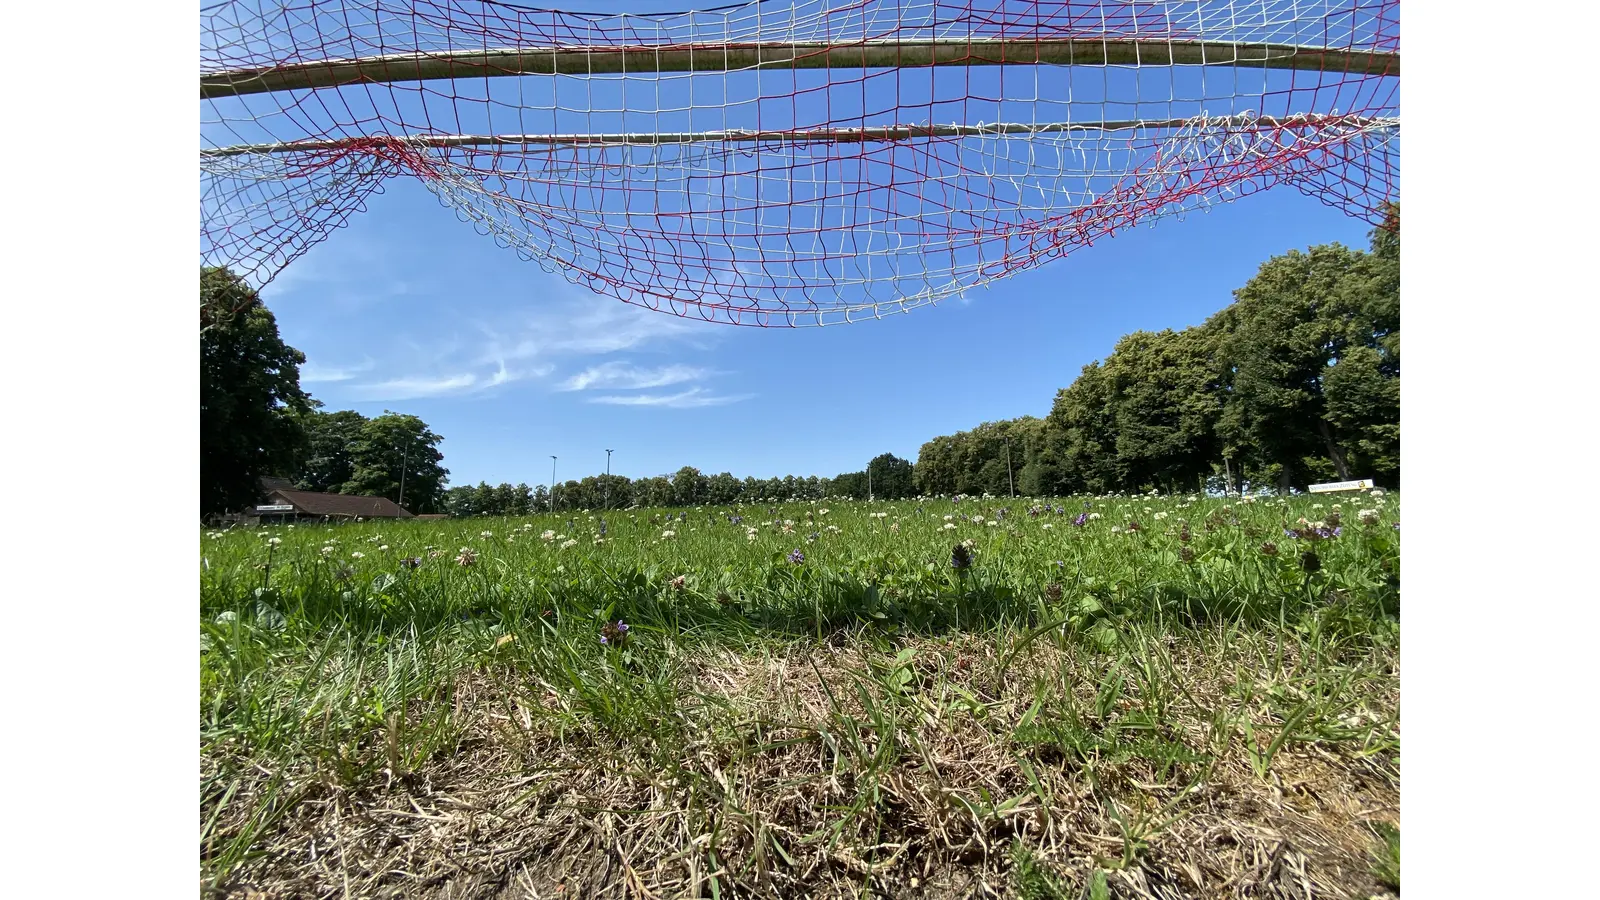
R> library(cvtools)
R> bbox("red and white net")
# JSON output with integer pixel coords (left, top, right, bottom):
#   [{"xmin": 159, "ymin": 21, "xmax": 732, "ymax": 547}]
[{"xmin": 201, "ymin": 0, "xmax": 1399, "ymax": 326}]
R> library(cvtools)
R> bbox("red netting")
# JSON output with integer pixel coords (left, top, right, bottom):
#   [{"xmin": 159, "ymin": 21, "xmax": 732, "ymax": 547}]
[{"xmin": 201, "ymin": 0, "xmax": 1399, "ymax": 325}]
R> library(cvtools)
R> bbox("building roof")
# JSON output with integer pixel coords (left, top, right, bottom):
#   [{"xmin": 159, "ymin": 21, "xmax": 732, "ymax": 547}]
[{"xmin": 265, "ymin": 489, "xmax": 414, "ymax": 519}]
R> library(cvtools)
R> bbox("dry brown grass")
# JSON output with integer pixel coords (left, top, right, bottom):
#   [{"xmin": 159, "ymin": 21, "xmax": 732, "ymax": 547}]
[{"xmin": 208, "ymin": 631, "xmax": 1398, "ymax": 900}]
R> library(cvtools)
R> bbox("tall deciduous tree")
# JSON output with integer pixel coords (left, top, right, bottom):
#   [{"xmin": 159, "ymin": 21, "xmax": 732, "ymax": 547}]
[
  {"xmin": 343, "ymin": 412, "xmax": 449, "ymax": 513},
  {"xmin": 867, "ymin": 453, "xmax": 917, "ymax": 499},
  {"xmin": 1211, "ymin": 224, "xmax": 1398, "ymax": 489},
  {"xmin": 1100, "ymin": 327, "xmax": 1224, "ymax": 493},
  {"xmin": 293, "ymin": 409, "xmax": 368, "ymax": 493},
  {"xmin": 200, "ymin": 267, "xmax": 312, "ymax": 517}
]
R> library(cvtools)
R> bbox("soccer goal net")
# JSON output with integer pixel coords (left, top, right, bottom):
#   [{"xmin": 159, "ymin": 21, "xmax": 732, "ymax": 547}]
[{"xmin": 201, "ymin": 0, "xmax": 1399, "ymax": 325}]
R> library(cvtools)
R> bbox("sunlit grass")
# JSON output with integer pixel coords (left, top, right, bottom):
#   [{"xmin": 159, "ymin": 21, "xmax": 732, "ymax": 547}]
[{"xmin": 201, "ymin": 492, "xmax": 1399, "ymax": 897}]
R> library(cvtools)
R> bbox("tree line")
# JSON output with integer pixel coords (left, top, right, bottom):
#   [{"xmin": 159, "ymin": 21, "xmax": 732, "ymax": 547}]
[
  {"xmin": 442, "ymin": 452, "xmax": 919, "ymax": 515},
  {"xmin": 913, "ymin": 207, "xmax": 1400, "ymax": 496},
  {"xmin": 201, "ymin": 208, "xmax": 1396, "ymax": 517}
]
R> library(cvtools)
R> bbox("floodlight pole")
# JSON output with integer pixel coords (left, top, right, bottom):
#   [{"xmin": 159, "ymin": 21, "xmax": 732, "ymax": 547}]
[
  {"xmin": 605, "ymin": 449, "xmax": 614, "ymax": 509},
  {"xmin": 397, "ymin": 442, "xmax": 409, "ymax": 510},
  {"xmin": 549, "ymin": 456, "xmax": 557, "ymax": 513}
]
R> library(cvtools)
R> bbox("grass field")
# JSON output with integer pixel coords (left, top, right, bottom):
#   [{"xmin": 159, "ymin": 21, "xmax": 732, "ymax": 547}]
[{"xmin": 200, "ymin": 492, "xmax": 1399, "ymax": 899}]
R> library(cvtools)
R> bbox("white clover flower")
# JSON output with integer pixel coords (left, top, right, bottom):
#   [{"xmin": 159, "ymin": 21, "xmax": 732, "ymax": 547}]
[
  {"xmin": 661, "ymin": 530, "xmax": 676, "ymax": 539},
  {"xmin": 943, "ymin": 515, "xmax": 954, "ymax": 522},
  {"xmin": 351, "ymin": 551, "xmax": 365, "ymax": 559},
  {"xmin": 986, "ymin": 520, "xmax": 998, "ymax": 527},
  {"xmin": 826, "ymin": 525, "xmax": 840, "ymax": 533},
  {"xmin": 556, "ymin": 534, "xmax": 567, "ymax": 541},
  {"xmin": 1110, "ymin": 526, "xmax": 1122, "ymax": 534},
  {"xmin": 480, "ymin": 530, "xmax": 494, "ymax": 538},
  {"xmin": 560, "ymin": 539, "xmax": 579, "ymax": 550},
  {"xmin": 321, "ymin": 546, "xmax": 334, "ymax": 555},
  {"xmin": 1358, "ymin": 508, "xmax": 1381, "ymax": 525},
  {"xmin": 1154, "ymin": 512, "xmax": 1169, "ymax": 521},
  {"xmin": 1311, "ymin": 503, "xmax": 1324, "ymax": 510},
  {"xmin": 1042, "ymin": 523, "xmax": 1053, "ymax": 530},
  {"xmin": 267, "ymin": 537, "xmax": 282, "ymax": 546},
  {"xmin": 943, "ymin": 522, "xmax": 957, "ymax": 531},
  {"xmin": 1088, "ymin": 512, "xmax": 1102, "ymax": 520}
]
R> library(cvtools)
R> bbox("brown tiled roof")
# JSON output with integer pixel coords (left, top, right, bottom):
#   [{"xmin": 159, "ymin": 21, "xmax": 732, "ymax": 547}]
[{"xmin": 266, "ymin": 489, "xmax": 414, "ymax": 518}]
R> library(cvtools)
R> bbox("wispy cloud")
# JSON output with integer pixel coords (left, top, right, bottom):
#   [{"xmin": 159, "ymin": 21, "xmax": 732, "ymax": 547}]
[
  {"xmin": 300, "ymin": 359, "xmax": 375, "ymax": 384},
  {"xmin": 588, "ymin": 387, "xmax": 753, "ymax": 408},
  {"xmin": 558, "ymin": 362, "xmax": 712, "ymax": 392},
  {"xmin": 476, "ymin": 293, "xmax": 709, "ymax": 367},
  {"xmin": 348, "ymin": 374, "xmax": 478, "ymax": 401}
]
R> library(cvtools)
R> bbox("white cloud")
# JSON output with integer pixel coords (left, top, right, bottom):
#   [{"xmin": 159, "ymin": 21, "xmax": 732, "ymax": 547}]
[
  {"xmin": 587, "ymin": 387, "xmax": 753, "ymax": 408},
  {"xmin": 299, "ymin": 359, "xmax": 375, "ymax": 383},
  {"xmin": 558, "ymin": 362, "xmax": 711, "ymax": 392},
  {"xmin": 476, "ymin": 293, "xmax": 708, "ymax": 366},
  {"xmin": 348, "ymin": 373, "xmax": 477, "ymax": 401}
]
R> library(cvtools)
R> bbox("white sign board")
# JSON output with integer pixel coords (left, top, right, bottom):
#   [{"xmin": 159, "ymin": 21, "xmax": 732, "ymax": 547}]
[
  {"xmin": 1308, "ymin": 479, "xmax": 1375, "ymax": 494},
  {"xmin": 255, "ymin": 504, "xmax": 296, "ymax": 512}
]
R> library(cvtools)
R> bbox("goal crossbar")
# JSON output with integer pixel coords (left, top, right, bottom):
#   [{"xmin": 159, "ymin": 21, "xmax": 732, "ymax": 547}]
[
  {"xmin": 202, "ymin": 114, "xmax": 1400, "ymax": 156},
  {"xmin": 201, "ymin": 38, "xmax": 1399, "ymax": 98}
]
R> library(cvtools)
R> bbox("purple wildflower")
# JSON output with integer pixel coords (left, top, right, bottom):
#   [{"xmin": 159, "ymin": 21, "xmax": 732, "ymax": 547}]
[
  {"xmin": 788, "ymin": 548, "xmax": 805, "ymax": 565},
  {"xmin": 950, "ymin": 544, "xmax": 973, "ymax": 571},
  {"xmin": 599, "ymin": 620, "xmax": 630, "ymax": 646},
  {"xmin": 1073, "ymin": 512, "xmax": 1089, "ymax": 527}
]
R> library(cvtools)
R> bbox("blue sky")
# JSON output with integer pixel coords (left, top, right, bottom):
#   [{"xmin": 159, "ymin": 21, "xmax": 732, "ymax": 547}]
[{"xmin": 261, "ymin": 181, "xmax": 1373, "ymax": 487}]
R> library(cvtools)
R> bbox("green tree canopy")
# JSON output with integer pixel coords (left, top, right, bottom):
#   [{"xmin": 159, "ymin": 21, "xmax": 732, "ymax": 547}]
[
  {"xmin": 342, "ymin": 412, "xmax": 449, "ymax": 513},
  {"xmin": 200, "ymin": 267, "xmax": 312, "ymax": 516}
]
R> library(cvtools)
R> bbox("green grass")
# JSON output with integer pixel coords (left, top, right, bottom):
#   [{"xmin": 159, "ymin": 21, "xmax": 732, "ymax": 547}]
[{"xmin": 200, "ymin": 492, "xmax": 1399, "ymax": 897}]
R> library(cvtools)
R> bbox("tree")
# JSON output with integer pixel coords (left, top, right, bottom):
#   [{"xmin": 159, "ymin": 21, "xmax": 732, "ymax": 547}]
[
  {"xmin": 343, "ymin": 412, "xmax": 449, "ymax": 512},
  {"xmin": 472, "ymin": 481, "xmax": 496, "ymax": 515},
  {"xmin": 671, "ymin": 466, "xmax": 706, "ymax": 507},
  {"xmin": 443, "ymin": 485, "xmax": 478, "ymax": 517},
  {"xmin": 1100, "ymin": 327, "xmax": 1223, "ymax": 492},
  {"xmin": 867, "ymin": 453, "xmax": 916, "ymax": 499},
  {"xmin": 293, "ymin": 409, "xmax": 368, "ymax": 493},
  {"xmin": 200, "ymin": 267, "xmax": 312, "ymax": 516},
  {"xmin": 1047, "ymin": 364, "xmax": 1119, "ymax": 495},
  {"xmin": 914, "ymin": 435, "xmax": 961, "ymax": 496},
  {"xmin": 1211, "ymin": 232, "xmax": 1398, "ymax": 489},
  {"xmin": 831, "ymin": 470, "xmax": 868, "ymax": 499}
]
